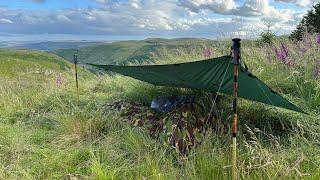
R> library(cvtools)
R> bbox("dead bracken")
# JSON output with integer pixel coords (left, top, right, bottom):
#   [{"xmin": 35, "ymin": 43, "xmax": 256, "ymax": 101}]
[{"xmin": 104, "ymin": 100, "xmax": 222, "ymax": 155}]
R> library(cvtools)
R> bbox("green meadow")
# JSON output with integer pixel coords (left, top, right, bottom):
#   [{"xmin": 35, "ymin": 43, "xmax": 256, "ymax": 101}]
[{"xmin": 0, "ymin": 37, "xmax": 320, "ymax": 179}]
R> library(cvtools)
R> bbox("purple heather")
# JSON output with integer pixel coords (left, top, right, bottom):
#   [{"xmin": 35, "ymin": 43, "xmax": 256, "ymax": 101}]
[
  {"xmin": 56, "ymin": 73, "xmax": 64, "ymax": 87},
  {"xmin": 315, "ymin": 61, "xmax": 320, "ymax": 78},
  {"xmin": 316, "ymin": 34, "xmax": 320, "ymax": 45},
  {"xmin": 203, "ymin": 47, "xmax": 213, "ymax": 59},
  {"xmin": 274, "ymin": 42, "xmax": 294, "ymax": 67}
]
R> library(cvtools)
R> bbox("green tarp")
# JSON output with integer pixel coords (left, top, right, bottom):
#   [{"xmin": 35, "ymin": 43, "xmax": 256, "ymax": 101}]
[{"xmin": 90, "ymin": 56, "xmax": 305, "ymax": 113}]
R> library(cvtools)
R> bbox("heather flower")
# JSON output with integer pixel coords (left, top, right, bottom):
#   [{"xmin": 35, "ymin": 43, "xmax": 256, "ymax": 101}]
[
  {"xmin": 274, "ymin": 44, "xmax": 287, "ymax": 61},
  {"xmin": 203, "ymin": 47, "xmax": 213, "ymax": 59},
  {"xmin": 298, "ymin": 33, "xmax": 317, "ymax": 55},
  {"xmin": 302, "ymin": 33, "xmax": 312, "ymax": 49},
  {"xmin": 56, "ymin": 73, "xmax": 64, "ymax": 87},
  {"xmin": 298, "ymin": 45, "xmax": 307, "ymax": 55},
  {"xmin": 264, "ymin": 45, "xmax": 273, "ymax": 64},
  {"xmin": 314, "ymin": 61, "xmax": 320, "ymax": 78},
  {"xmin": 280, "ymin": 42, "xmax": 289, "ymax": 57},
  {"xmin": 316, "ymin": 34, "xmax": 320, "ymax": 45},
  {"xmin": 273, "ymin": 42, "xmax": 294, "ymax": 67}
]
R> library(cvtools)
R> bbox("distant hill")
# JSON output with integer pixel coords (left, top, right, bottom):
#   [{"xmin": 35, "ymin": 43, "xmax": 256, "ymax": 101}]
[
  {"xmin": 0, "ymin": 42, "xmax": 11, "ymax": 48},
  {"xmin": 0, "ymin": 41, "xmax": 106, "ymax": 51},
  {"xmin": 53, "ymin": 38, "xmax": 218, "ymax": 65}
]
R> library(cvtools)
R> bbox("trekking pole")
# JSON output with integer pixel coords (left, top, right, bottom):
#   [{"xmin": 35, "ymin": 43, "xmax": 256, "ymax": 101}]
[
  {"xmin": 231, "ymin": 38, "xmax": 241, "ymax": 180},
  {"xmin": 74, "ymin": 51, "xmax": 79, "ymax": 105}
]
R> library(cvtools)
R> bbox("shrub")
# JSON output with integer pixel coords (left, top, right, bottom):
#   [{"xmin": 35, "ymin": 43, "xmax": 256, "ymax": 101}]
[{"xmin": 260, "ymin": 31, "xmax": 276, "ymax": 44}]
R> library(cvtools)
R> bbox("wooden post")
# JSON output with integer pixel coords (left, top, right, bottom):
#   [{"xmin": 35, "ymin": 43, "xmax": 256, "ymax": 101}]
[
  {"xmin": 231, "ymin": 38, "xmax": 241, "ymax": 180},
  {"xmin": 74, "ymin": 52, "xmax": 79, "ymax": 104}
]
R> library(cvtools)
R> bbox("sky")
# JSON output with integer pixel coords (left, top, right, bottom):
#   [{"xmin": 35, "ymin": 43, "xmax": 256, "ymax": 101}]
[{"xmin": 0, "ymin": 0, "xmax": 318, "ymax": 41}]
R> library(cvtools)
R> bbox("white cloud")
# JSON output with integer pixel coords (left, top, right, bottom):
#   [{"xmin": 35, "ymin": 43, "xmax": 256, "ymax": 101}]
[
  {"xmin": 179, "ymin": 0, "xmax": 237, "ymax": 14},
  {"xmin": 0, "ymin": 1, "xmax": 181, "ymax": 35},
  {"xmin": 180, "ymin": 0, "xmax": 283, "ymax": 17},
  {"xmin": 128, "ymin": 0, "xmax": 141, "ymax": 9},
  {"xmin": 235, "ymin": 0, "xmax": 278, "ymax": 16},
  {"xmin": 0, "ymin": 0, "xmax": 310, "ymax": 39},
  {"xmin": 0, "ymin": 18, "xmax": 13, "ymax": 24},
  {"xmin": 275, "ymin": 0, "xmax": 318, "ymax": 7},
  {"xmin": 56, "ymin": 14, "xmax": 72, "ymax": 23},
  {"xmin": 178, "ymin": 0, "xmax": 305, "ymax": 36},
  {"xmin": 176, "ymin": 17, "xmax": 233, "ymax": 30}
]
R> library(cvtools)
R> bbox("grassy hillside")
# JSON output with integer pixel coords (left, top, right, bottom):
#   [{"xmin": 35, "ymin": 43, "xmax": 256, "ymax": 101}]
[
  {"xmin": 53, "ymin": 38, "xmax": 220, "ymax": 65},
  {"xmin": 0, "ymin": 49, "xmax": 70, "ymax": 76},
  {"xmin": 1, "ymin": 36, "xmax": 320, "ymax": 179},
  {"xmin": 0, "ymin": 50, "xmax": 78, "ymax": 117}
]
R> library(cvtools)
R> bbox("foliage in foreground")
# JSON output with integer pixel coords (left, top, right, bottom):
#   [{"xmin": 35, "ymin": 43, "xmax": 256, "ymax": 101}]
[{"xmin": 0, "ymin": 37, "xmax": 320, "ymax": 179}]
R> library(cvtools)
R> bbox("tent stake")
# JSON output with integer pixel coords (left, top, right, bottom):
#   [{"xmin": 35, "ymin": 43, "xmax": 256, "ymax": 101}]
[
  {"xmin": 74, "ymin": 52, "xmax": 79, "ymax": 105},
  {"xmin": 231, "ymin": 38, "xmax": 241, "ymax": 180}
]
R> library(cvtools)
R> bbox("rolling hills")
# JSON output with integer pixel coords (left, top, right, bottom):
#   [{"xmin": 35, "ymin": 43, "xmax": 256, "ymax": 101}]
[
  {"xmin": 53, "ymin": 38, "xmax": 219, "ymax": 65},
  {"xmin": 0, "ymin": 41, "xmax": 105, "ymax": 51}
]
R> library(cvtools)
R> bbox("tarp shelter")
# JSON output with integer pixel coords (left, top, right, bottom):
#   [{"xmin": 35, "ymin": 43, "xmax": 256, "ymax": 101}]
[{"xmin": 89, "ymin": 55, "xmax": 304, "ymax": 114}]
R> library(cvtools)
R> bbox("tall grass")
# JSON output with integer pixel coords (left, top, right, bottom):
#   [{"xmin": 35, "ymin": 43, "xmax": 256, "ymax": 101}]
[{"xmin": 0, "ymin": 38, "xmax": 319, "ymax": 179}]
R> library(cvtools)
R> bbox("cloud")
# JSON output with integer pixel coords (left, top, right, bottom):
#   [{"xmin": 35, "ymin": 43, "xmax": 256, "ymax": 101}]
[
  {"xmin": 179, "ymin": 0, "xmax": 237, "ymax": 14},
  {"xmin": 179, "ymin": 0, "xmax": 304, "ymax": 29},
  {"xmin": 55, "ymin": 14, "xmax": 72, "ymax": 23},
  {"xmin": 180, "ymin": 0, "xmax": 281, "ymax": 17},
  {"xmin": 234, "ymin": 0, "xmax": 278, "ymax": 16},
  {"xmin": 0, "ymin": 0, "xmax": 308, "ymax": 39},
  {"xmin": 275, "ymin": 0, "xmax": 318, "ymax": 7},
  {"xmin": 0, "ymin": 1, "xmax": 181, "ymax": 35},
  {"xmin": 0, "ymin": 18, "xmax": 13, "ymax": 24}
]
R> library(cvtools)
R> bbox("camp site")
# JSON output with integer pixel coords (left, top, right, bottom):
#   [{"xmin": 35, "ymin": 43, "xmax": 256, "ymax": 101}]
[{"xmin": 0, "ymin": 1, "xmax": 320, "ymax": 179}]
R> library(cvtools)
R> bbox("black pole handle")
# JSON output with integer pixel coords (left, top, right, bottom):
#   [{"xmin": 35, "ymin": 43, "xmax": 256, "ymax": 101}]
[{"xmin": 232, "ymin": 38, "xmax": 241, "ymax": 65}]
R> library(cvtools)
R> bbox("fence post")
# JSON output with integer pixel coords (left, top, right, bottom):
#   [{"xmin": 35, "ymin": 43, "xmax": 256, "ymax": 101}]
[{"xmin": 74, "ymin": 52, "xmax": 79, "ymax": 104}]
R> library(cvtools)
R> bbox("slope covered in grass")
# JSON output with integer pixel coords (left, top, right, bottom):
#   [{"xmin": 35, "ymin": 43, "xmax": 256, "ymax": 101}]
[
  {"xmin": 53, "ymin": 38, "xmax": 218, "ymax": 65},
  {"xmin": 0, "ymin": 49, "xmax": 94, "ymax": 122},
  {"xmin": 1, "ymin": 36, "xmax": 320, "ymax": 179},
  {"xmin": 0, "ymin": 49, "xmax": 70, "ymax": 77}
]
